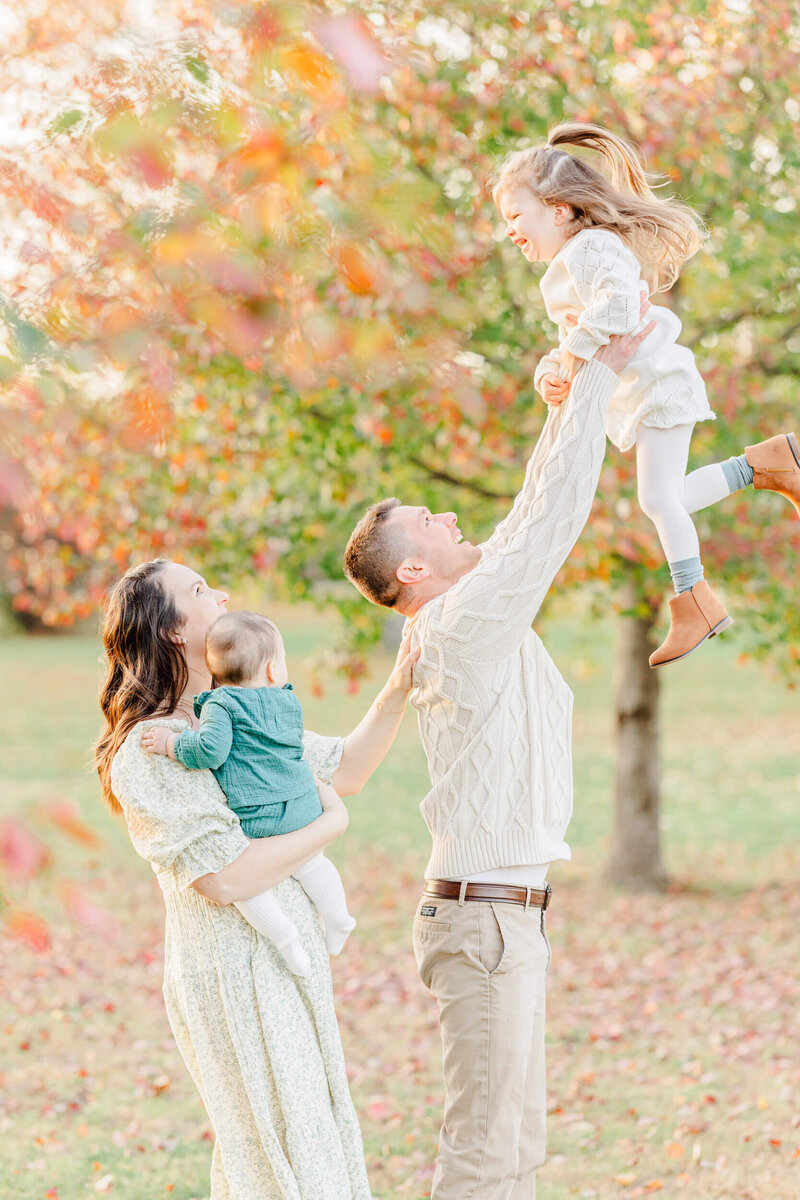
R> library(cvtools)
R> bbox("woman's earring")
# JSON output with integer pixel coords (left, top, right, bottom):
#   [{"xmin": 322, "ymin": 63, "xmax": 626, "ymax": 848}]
[{"xmin": 180, "ymin": 636, "xmax": 187, "ymax": 645}]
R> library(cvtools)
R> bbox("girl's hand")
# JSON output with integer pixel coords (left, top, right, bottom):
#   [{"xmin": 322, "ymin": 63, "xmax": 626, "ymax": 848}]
[
  {"xmin": 141, "ymin": 727, "xmax": 175, "ymax": 758},
  {"xmin": 315, "ymin": 779, "xmax": 349, "ymax": 837},
  {"xmin": 541, "ymin": 374, "xmax": 571, "ymax": 407},
  {"xmin": 377, "ymin": 624, "xmax": 420, "ymax": 713}
]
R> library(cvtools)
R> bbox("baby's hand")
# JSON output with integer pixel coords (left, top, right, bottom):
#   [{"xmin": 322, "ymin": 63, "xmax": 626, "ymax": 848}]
[
  {"xmin": 540, "ymin": 373, "xmax": 571, "ymax": 407},
  {"xmin": 141, "ymin": 727, "xmax": 175, "ymax": 758}
]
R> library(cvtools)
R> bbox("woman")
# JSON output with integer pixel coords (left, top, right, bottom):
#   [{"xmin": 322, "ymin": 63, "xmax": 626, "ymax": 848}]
[{"xmin": 96, "ymin": 559, "xmax": 417, "ymax": 1200}]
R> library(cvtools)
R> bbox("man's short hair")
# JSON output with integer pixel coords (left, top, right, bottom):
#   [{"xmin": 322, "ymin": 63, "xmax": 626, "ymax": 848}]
[
  {"xmin": 205, "ymin": 611, "xmax": 281, "ymax": 686},
  {"xmin": 343, "ymin": 498, "xmax": 409, "ymax": 608}
]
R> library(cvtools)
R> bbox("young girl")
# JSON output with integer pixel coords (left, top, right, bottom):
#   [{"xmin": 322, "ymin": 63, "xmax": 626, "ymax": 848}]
[
  {"xmin": 142, "ymin": 609, "xmax": 355, "ymax": 975},
  {"xmin": 493, "ymin": 122, "xmax": 800, "ymax": 666}
]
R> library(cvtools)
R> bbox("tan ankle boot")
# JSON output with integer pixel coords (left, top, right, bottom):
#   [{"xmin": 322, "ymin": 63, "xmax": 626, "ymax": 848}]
[
  {"xmin": 745, "ymin": 432, "xmax": 800, "ymax": 517},
  {"xmin": 649, "ymin": 580, "xmax": 733, "ymax": 668}
]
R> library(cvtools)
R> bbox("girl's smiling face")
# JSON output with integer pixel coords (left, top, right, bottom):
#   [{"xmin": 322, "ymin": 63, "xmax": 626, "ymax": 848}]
[{"xmin": 498, "ymin": 182, "xmax": 572, "ymax": 263}]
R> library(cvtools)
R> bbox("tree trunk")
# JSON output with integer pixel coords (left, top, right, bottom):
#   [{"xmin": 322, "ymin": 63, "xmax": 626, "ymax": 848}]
[{"xmin": 603, "ymin": 573, "xmax": 670, "ymax": 891}]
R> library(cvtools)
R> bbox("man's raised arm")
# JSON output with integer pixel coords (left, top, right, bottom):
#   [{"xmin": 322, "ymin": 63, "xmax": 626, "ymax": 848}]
[{"xmin": 436, "ymin": 321, "xmax": 655, "ymax": 660}]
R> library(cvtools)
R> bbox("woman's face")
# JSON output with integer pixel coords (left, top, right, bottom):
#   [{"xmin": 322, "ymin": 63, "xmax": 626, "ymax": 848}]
[{"xmin": 160, "ymin": 562, "xmax": 229, "ymax": 658}]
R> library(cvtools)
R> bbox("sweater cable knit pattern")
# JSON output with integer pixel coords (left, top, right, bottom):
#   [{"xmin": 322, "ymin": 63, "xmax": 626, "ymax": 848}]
[
  {"xmin": 407, "ymin": 358, "xmax": 617, "ymax": 882},
  {"xmin": 533, "ymin": 228, "xmax": 715, "ymax": 452}
]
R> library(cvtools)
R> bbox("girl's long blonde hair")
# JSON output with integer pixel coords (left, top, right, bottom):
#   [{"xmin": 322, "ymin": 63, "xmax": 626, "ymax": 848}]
[{"xmin": 493, "ymin": 122, "xmax": 705, "ymax": 290}]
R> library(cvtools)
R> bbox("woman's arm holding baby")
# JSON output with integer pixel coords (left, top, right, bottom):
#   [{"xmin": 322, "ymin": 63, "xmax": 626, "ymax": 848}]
[{"xmin": 193, "ymin": 779, "xmax": 348, "ymax": 904}]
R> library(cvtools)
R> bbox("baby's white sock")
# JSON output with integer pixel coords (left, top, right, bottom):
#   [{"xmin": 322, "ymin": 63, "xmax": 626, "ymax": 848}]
[
  {"xmin": 235, "ymin": 893, "xmax": 310, "ymax": 977},
  {"xmin": 294, "ymin": 853, "xmax": 356, "ymax": 956},
  {"xmin": 273, "ymin": 934, "xmax": 311, "ymax": 978}
]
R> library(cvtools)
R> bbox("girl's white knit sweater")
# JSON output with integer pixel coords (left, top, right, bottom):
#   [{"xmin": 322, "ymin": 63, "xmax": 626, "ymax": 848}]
[
  {"xmin": 533, "ymin": 228, "xmax": 714, "ymax": 452},
  {"xmin": 406, "ymin": 358, "xmax": 617, "ymax": 881}
]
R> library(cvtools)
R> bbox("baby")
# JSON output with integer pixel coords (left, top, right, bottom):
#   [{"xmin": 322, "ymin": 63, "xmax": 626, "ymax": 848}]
[{"xmin": 141, "ymin": 610, "xmax": 355, "ymax": 976}]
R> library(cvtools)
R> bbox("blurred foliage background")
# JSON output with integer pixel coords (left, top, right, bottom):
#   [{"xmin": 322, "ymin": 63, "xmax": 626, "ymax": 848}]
[{"xmin": 0, "ymin": 0, "xmax": 798, "ymax": 660}]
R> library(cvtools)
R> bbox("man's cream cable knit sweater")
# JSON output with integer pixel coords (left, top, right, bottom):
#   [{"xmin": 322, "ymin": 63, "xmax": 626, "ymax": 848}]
[{"xmin": 406, "ymin": 357, "xmax": 617, "ymax": 881}]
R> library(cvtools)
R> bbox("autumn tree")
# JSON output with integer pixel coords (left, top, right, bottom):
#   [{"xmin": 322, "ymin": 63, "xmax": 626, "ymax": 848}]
[{"xmin": 1, "ymin": 0, "xmax": 798, "ymax": 888}]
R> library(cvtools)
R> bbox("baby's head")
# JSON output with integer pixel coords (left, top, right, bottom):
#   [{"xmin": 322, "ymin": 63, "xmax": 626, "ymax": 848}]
[{"xmin": 205, "ymin": 611, "xmax": 287, "ymax": 688}]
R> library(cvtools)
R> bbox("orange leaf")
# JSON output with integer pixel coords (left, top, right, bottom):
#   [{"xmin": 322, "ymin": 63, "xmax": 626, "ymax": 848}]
[
  {"xmin": 335, "ymin": 243, "xmax": 385, "ymax": 295},
  {"xmin": 282, "ymin": 43, "xmax": 336, "ymax": 92},
  {"xmin": 664, "ymin": 1141, "xmax": 685, "ymax": 1158},
  {"xmin": 41, "ymin": 802, "xmax": 100, "ymax": 847},
  {"xmin": 5, "ymin": 910, "xmax": 51, "ymax": 953}
]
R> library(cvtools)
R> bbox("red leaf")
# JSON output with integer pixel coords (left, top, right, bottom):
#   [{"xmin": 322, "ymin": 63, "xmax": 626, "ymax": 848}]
[
  {"xmin": 59, "ymin": 883, "xmax": 119, "ymax": 942},
  {"xmin": 0, "ymin": 817, "xmax": 51, "ymax": 878}
]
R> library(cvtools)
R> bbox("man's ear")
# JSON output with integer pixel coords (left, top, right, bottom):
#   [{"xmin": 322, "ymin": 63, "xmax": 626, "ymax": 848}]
[{"xmin": 396, "ymin": 557, "xmax": 430, "ymax": 587}]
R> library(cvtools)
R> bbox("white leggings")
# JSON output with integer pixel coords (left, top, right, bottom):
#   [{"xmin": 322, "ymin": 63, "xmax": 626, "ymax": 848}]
[{"xmin": 636, "ymin": 424, "xmax": 731, "ymax": 564}]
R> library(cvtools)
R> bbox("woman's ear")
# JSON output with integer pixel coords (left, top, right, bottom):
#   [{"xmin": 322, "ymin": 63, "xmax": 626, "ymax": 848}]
[{"xmin": 167, "ymin": 631, "xmax": 188, "ymax": 646}]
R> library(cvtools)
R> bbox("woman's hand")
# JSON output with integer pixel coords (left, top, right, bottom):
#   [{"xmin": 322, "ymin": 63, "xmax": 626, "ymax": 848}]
[
  {"xmin": 376, "ymin": 623, "xmax": 420, "ymax": 714},
  {"xmin": 330, "ymin": 627, "xmax": 420, "ymax": 797},
  {"xmin": 315, "ymin": 779, "xmax": 349, "ymax": 837}
]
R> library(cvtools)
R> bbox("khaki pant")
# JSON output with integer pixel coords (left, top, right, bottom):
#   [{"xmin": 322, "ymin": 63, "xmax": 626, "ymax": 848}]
[{"xmin": 412, "ymin": 892, "xmax": 550, "ymax": 1200}]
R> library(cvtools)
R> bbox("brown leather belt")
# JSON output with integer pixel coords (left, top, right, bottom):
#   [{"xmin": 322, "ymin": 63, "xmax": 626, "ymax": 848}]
[{"xmin": 423, "ymin": 879, "xmax": 552, "ymax": 910}]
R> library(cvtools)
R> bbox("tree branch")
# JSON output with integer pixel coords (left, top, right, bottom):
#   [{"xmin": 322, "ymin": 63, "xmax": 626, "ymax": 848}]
[{"xmin": 406, "ymin": 455, "xmax": 513, "ymax": 501}]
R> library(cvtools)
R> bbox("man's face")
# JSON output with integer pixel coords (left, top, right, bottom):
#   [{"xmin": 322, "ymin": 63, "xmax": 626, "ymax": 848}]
[{"xmin": 387, "ymin": 504, "xmax": 474, "ymax": 584}]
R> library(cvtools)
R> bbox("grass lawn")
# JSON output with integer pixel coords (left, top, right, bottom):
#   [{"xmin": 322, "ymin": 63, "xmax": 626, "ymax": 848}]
[{"xmin": 0, "ymin": 603, "xmax": 798, "ymax": 1200}]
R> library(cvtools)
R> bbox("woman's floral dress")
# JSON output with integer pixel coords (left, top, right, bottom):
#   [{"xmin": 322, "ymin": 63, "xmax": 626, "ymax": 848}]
[{"xmin": 111, "ymin": 719, "xmax": 371, "ymax": 1200}]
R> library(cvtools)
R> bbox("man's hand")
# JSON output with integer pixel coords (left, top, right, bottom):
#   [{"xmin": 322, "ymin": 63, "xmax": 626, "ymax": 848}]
[
  {"xmin": 540, "ymin": 373, "xmax": 571, "ymax": 407},
  {"xmin": 592, "ymin": 299, "xmax": 656, "ymax": 376},
  {"xmin": 141, "ymin": 726, "xmax": 176, "ymax": 758}
]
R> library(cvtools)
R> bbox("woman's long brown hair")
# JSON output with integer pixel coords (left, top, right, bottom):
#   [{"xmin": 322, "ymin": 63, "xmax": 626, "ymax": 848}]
[{"xmin": 95, "ymin": 560, "xmax": 188, "ymax": 813}]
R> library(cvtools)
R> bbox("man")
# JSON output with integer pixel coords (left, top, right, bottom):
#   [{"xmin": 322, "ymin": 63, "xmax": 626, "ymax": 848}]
[{"xmin": 343, "ymin": 317, "xmax": 655, "ymax": 1200}]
